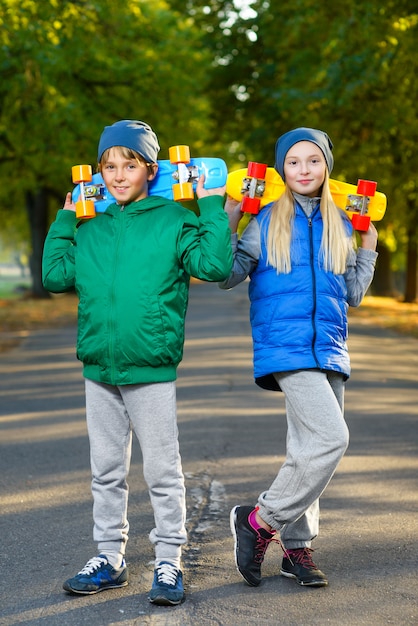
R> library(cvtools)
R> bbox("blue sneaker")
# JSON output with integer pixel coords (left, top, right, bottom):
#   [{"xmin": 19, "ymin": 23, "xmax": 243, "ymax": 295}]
[
  {"xmin": 63, "ymin": 555, "xmax": 128, "ymax": 595},
  {"xmin": 148, "ymin": 561, "xmax": 185, "ymax": 605}
]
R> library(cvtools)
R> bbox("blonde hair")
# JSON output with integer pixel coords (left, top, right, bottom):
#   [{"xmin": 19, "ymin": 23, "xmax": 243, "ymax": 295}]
[{"xmin": 265, "ymin": 170, "xmax": 353, "ymax": 274}]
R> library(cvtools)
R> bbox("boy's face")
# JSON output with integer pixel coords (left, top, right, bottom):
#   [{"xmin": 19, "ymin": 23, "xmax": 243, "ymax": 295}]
[
  {"xmin": 283, "ymin": 141, "xmax": 326, "ymax": 198},
  {"xmin": 101, "ymin": 147, "xmax": 158, "ymax": 204}
]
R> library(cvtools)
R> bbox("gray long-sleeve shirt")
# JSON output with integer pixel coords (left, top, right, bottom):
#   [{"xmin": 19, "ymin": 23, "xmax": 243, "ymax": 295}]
[{"xmin": 220, "ymin": 195, "xmax": 378, "ymax": 307}]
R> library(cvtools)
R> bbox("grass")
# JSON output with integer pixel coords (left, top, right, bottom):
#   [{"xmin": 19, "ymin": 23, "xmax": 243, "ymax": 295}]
[
  {"xmin": 0, "ymin": 285, "xmax": 417, "ymax": 354},
  {"xmin": 0, "ymin": 291, "xmax": 78, "ymax": 352},
  {"xmin": 348, "ymin": 295, "xmax": 418, "ymax": 339},
  {"xmin": 0, "ymin": 277, "xmax": 31, "ymax": 299}
]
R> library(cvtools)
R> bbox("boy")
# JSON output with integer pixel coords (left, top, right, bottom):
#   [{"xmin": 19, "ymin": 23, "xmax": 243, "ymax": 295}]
[{"xmin": 42, "ymin": 120, "xmax": 232, "ymax": 605}]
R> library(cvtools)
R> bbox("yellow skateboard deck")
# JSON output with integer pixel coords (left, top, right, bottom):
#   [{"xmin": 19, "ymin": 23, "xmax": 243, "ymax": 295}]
[{"xmin": 226, "ymin": 164, "xmax": 387, "ymax": 230}]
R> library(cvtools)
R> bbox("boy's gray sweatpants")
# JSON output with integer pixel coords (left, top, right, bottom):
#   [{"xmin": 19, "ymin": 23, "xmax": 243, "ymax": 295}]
[
  {"xmin": 85, "ymin": 379, "xmax": 186, "ymax": 563},
  {"xmin": 258, "ymin": 369, "xmax": 349, "ymax": 549}
]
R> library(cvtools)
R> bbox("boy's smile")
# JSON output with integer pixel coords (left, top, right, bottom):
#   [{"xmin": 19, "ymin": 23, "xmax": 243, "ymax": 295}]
[{"xmin": 101, "ymin": 147, "xmax": 157, "ymax": 204}]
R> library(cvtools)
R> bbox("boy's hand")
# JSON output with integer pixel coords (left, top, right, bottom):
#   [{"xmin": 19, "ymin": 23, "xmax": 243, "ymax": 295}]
[
  {"xmin": 196, "ymin": 174, "xmax": 226, "ymax": 199},
  {"xmin": 63, "ymin": 192, "xmax": 76, "ymax": 213}
]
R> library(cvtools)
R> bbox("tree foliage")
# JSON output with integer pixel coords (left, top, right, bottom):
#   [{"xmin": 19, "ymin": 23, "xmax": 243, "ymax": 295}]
[
  {"xmin": 0, "ymin": 0, "xmax": 213, "ymax": 183},
  {"xmin": 167, "ymin": 0, "xmax": 418, "ymax": 299},
  {"xmin": 0, "ymin": 0, "xmax": 417, "ymax": 299},
  {"xmin": 0, "ymin": 0, "xmax": 213, "ymax": 293}
]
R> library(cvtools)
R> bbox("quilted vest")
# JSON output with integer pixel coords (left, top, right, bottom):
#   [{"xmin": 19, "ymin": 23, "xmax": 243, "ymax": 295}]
[{"xmin": 249, "ymin": 203, "xmax": 350, "ymax": 391}]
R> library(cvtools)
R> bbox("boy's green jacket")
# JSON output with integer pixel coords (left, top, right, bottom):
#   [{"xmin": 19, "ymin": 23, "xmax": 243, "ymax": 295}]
[{"xmin": 42, "ymin": 195, "xmax": 232, "ymax": 385}]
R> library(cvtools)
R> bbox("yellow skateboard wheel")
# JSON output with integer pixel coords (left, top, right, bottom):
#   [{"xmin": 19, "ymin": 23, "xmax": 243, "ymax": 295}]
[
  {"xmin": 169, "ymin": 145, "xmax": 190, "ymax": 164},
  {"xmin": 75, "ymin": 198, "xmax": 96, "ymax": 219},
  {"xmin": 72, "ymin": 164, "xmax": 92, "ymax": 184},
  {"xmin": 173, "ymin": 182, "xmax": 194, "ymax": 201}
]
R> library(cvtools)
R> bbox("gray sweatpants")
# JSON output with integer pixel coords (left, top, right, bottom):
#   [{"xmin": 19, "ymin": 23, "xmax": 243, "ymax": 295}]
[
  {"xmin": 257, "ymin": 369, "xmax": 349, "ymax": 549},
  {"xmin": 85, "ymin": 379, "xmax": 186, "ymax": 564}
]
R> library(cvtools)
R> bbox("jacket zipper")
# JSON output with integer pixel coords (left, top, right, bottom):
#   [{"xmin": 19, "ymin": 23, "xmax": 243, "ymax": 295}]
[
  {"xmin": 308, "ymin": 217, "xmax": 320, "ymax": 368},
  {"xmin": 109, "ymin": 206, "xmax": 125, "ymax": 382}
]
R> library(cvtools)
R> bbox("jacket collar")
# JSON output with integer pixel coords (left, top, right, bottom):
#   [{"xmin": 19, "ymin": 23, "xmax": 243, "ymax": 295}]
[{"xmin": 293, "ymin": 192, "xmax": 321, "ymax": 217}]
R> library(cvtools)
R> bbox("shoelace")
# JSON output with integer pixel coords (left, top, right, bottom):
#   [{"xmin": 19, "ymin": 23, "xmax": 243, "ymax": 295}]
[
  {"xmin": 77, "ymin": 555, "xmax": 108, "ymax": 575},
  {"xmin": 156, "ymin": 562, "xmax": 178, "ymax": 586},
  {"xmin": 251, "ymin": 506, "xmax": 285, "ymax": 563},
  {"xmin": 254, "ymin": 533, "xmax": 284, "ymax": 563},
  {"xmin": 284, "ymin": 547, "xmax": 317, "ymax": 569}
]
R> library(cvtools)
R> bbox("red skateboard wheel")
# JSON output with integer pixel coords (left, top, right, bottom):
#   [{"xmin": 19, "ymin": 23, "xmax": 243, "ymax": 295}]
[
  {"xmin": 357, "ymin": 179, "xmax": 377, "ymax": 197},
  {"xmin": 247, "ymin": 162, "xmax": 267, "ymax": 179},
  {"xmin": 351, "ymin": 213, "xmax": 371, "ymax": 232},
  {"xmin": 242, "ymin": 196, "xmax": 261, "ymax": 214}
]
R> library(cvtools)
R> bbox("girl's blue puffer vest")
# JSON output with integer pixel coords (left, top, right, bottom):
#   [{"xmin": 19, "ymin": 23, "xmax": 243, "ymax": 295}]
[{"xmin": 249, "ymin": 202, "xmax": 351, "ymax": 391}]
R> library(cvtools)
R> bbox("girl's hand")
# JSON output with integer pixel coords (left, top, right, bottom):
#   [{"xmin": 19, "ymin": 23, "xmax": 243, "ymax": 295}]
[
  {"xmin": 196, "ymin": 174, "xmax": 225, "ymax": 199},
  {"xmin": 195, "ymin": 175, "xmax": 244, "ymax": 233},
  {"xmin": 224, "ymin": 195, "xmax": 244, "ymax": 233},
  {"xmin": 359, "ymin": 221, "xmax": 378, "ymax": 250},
  {"xmin": 63, "ymin": 192, "xmax": 76, "ymax": 213}
]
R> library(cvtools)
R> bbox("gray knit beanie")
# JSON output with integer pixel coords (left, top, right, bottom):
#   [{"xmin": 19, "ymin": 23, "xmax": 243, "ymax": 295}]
[
  {"xmin": 274, "ymin": 127, "xmax": 334, "ymax": 180},
  {"xmin": 97, "ymin": 120, "xmax": 160, "ymax": 163}
]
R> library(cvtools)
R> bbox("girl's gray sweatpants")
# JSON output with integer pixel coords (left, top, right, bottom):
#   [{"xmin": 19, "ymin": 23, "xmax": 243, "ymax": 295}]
[
  {"xmin": 85, "ymin": 379, "xmax": 186, "ymax": 563},
  {"xmin": 258, "ymin": 369, "xmax": 349, "ymax": 549}
]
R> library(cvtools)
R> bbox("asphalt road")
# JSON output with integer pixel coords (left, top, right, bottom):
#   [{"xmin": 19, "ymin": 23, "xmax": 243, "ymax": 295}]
[{"xmin": 0, "ymin": 281, "xmax": 417, "ymax": 626}]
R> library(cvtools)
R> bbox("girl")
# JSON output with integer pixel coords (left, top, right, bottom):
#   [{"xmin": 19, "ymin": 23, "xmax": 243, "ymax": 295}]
[{"xmin": 220, "ymin": 127, "xmax": 378, "ymax": 588}]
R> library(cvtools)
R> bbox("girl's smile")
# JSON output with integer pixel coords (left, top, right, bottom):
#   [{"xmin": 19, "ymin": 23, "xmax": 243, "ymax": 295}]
[{"xmin": 283, "ymin": 141, "xmax": 326, "ymax": 197}]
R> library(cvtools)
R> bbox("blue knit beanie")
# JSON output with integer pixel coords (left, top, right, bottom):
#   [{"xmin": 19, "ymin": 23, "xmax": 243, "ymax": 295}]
[
  {"xmin": 97, "ymin": 120, "xmax": 160, "ymax": 163},
  {"xmin": 274, "ymin": 127, "xmax": 334, "ymax": 180}
]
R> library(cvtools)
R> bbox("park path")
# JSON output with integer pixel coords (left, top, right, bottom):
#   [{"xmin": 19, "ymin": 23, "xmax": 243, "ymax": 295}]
[{"xmin": 0, "ymin": 281, "xmax": 417, "ymax": 625}]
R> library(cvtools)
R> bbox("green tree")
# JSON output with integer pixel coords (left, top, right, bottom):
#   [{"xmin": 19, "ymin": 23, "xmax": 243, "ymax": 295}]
[
  {"xmin": 0, "ymin": 0, "xmax": 212, "ymax": 296},
  {"xmin": 169, "ymin": 0, "xmax": 418, "ymax": 300}
]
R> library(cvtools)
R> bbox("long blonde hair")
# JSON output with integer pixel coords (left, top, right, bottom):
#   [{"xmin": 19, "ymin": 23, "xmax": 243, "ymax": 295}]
[{"xmin": 265, "ymin": 170, "xmax": 353, "ymax": 274}]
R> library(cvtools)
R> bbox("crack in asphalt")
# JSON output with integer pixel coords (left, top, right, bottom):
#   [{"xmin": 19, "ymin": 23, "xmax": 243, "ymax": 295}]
[{"xmin": 183, "ymin": 472, "xmax": 227, "ymax": 571}]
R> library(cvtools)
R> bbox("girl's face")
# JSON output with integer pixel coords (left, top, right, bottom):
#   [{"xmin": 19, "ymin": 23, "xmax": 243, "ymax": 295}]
[
  {"xmin": 283, "ymin": 141, "xmax": 326, "ymax": 198},
  {"xmin": 101, "ymin": 147, "xmax": 157, "ymax": 204}
]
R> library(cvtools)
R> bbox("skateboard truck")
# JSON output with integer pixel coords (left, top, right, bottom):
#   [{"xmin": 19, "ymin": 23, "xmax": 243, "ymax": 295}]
[
  {"xmin": 228, "ymin": 166, "xmax": 386, "ymax": 223},
  {"xmin": 347, "ymin": 179, "xmax": 377, "ymax": 231},
  {"xmin": 83, "ymin": 183, "xmax": 107, "ymax": 202},
  {"xmin": 239, "ymin": 162, "xmax": 268, "ymax": 214},
  {"xmin": 72, "ymin": 145, "xmax": 201, "ymax": 219},
  {"xmin": 72, "ymin": 165, "xmax": 96, "ymax": 219}
]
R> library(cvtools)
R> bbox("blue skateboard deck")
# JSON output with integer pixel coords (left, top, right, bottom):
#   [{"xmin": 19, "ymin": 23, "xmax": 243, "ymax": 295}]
[{"xmin": 72, "ymin": 157, "xmax": 227, "ymax": 214}]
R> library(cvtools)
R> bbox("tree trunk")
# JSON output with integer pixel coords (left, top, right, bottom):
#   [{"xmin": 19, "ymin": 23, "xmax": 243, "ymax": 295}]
[
  {"xmin": 404, "ymin": 224, "xmax": 417, "ymax": 303},
  {"xmin": 25, "ymin": 188, "xmax": 51, "ymax": 298},
  {"xmin": 372, "ymin": 241, "xmax": 396, "ymax": 297}
]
